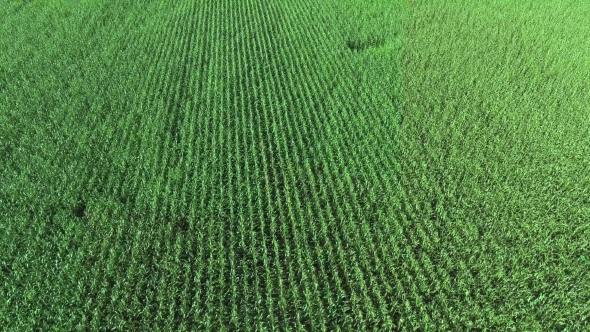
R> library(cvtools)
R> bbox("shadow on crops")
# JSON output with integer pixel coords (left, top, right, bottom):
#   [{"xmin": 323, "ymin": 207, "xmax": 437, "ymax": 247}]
[
  {"xmin": 346, "ymin": 36, "xmax": 386, "ymax": 52},
  {"xmin": 73, "ymin": 201, "xmax": 87, "ymax": 218}
]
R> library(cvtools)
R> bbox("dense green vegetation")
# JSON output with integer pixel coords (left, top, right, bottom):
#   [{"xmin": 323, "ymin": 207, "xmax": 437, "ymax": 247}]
[{"xmin": 1, "ymin": 0, "xmax": 589, "ymax": 330}]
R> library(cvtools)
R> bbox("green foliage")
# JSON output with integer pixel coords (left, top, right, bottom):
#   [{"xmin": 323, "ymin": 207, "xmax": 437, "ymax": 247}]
[
  {"xmin": 1, "ymin": 0, "xmax": 589, "ymax": 330},
  {"xmin": 400, "ymin": 0, "xmax": 590, "ymax": 329}
]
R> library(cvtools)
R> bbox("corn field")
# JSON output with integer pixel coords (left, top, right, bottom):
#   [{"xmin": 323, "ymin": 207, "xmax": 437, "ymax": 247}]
[{"xmin": 1, "ymin": 0, "xmax": 590, "ymax": 330}]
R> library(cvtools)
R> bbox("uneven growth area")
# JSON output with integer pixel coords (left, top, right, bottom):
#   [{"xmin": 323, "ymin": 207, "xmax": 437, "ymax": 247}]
[{"xmin": 1, "ymin": 0, "xmax": 589, "ymax": 330}]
